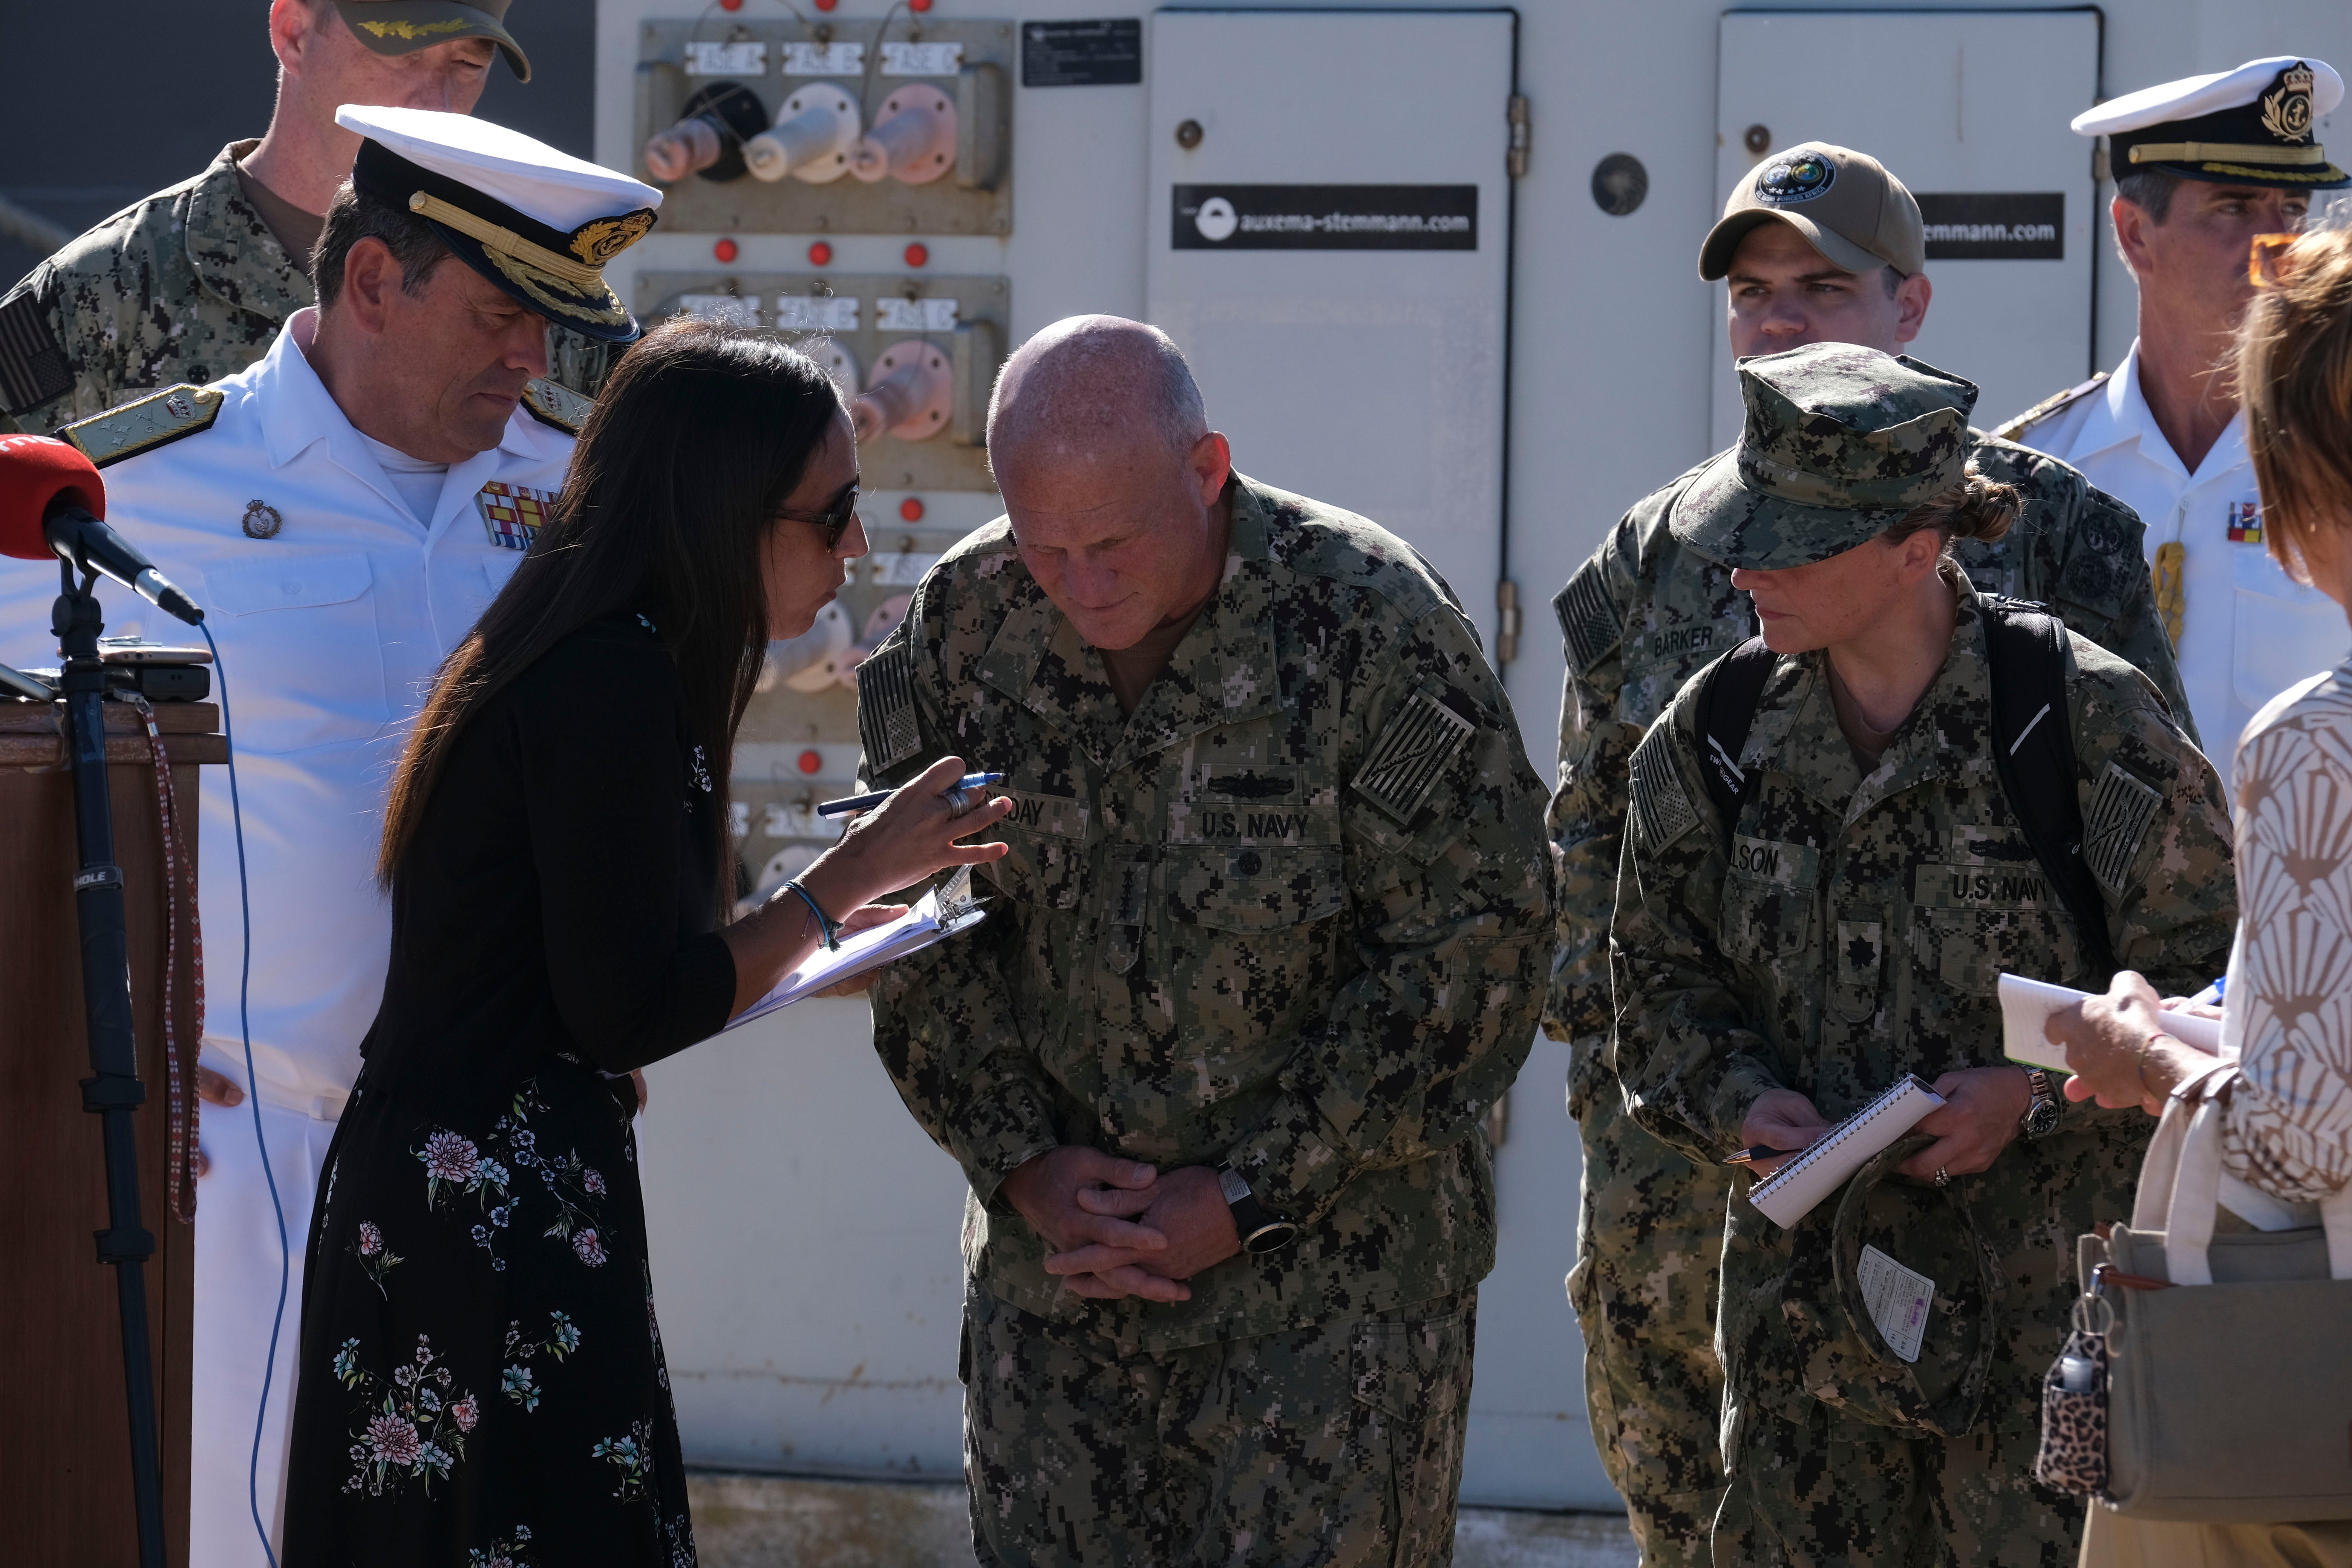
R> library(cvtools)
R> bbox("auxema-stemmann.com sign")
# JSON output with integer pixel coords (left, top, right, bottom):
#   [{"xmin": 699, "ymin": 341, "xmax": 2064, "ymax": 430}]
[
  {"xmin": 1173, "ymin": 185, "xmax": 1478, "ymax": 251},
  {"xmin": 1916, "ymin": 193, "xmax": 2065, "ymax": 260}
]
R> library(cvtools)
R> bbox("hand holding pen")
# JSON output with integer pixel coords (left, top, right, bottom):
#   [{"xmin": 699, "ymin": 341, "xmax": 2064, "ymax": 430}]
[{"xmin": 819, "ymin": 771, "xmax": 1006, "ymax": 820}]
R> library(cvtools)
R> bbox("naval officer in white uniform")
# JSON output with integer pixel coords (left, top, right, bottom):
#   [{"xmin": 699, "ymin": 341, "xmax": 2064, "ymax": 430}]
[
  {"xmin": 0, "ymin": 106, "xmax": 659, "ymax": 1565},
  {"xmin": 2003, "ymin": 57, "xmax": 2350, "ymax": 781}
]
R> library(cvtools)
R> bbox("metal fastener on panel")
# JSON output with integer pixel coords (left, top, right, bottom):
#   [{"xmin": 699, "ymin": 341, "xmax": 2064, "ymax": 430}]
[
  {"xmin": 1743, "ymin": 123, "xmax": 1772, "ymax": 156},
  {"xmin": 1174, "ymin": 119, "xmax": 1203, "ymax": 150}
]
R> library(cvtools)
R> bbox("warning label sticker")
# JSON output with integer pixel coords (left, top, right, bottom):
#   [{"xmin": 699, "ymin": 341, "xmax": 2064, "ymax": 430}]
[
  {"xmin": 1857, "ymin": 1244, "xmax": 1936, "ymax": 1364},
  {"xmin": 1173, "ymin": 184, "xmax": 1479, "ymax": 251}
]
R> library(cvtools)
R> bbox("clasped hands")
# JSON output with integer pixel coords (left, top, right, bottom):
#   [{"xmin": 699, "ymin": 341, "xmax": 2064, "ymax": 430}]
[{"xmin": 1000, "ymin": 1146, "xmax": 1242, "ymax": 1302}]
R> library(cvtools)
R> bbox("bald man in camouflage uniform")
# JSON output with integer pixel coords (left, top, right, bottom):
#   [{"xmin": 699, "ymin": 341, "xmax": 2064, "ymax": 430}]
[
  {"xmin": 860, "ymin": 317, "xmax": 1552, "ymax": 1566},
  {"xmin": 1611, "ymin": 344, "xmax": 2233, "ymax": 1564},
  {"xmin": 0, "ymin": 0, "xmax": 612, "ymax": 436},
  {"xmin": 1547, "ymin": 145, "xmax": 2191, "ymax": 1566}
]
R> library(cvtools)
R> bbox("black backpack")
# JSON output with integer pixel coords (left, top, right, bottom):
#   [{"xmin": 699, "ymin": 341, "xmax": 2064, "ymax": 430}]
[{"xmin": 1689, "ymin": 595, "xmax": 2116, "ymax": 975}]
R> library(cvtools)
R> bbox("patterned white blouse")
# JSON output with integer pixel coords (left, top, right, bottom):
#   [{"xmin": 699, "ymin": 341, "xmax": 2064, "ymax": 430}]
[{"xmin": 2221, "ymin": 658, "xmax": 2352, "ymax": 1202}]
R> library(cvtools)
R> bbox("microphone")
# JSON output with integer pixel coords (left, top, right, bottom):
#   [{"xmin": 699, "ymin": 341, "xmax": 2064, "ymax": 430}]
[{"xmin": 0, "ymin": 434, "xmax": 203, "ymax": 624}]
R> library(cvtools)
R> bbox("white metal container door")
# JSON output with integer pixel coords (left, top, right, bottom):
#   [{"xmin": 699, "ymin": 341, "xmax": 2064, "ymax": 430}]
[
  {"xmin": 1712, "ymin": 10, "xmax": 2101, "ymax": 448},
  {"xmin": 1147, "ymin": 8, "xmax": 1512, "ymax": 635},
  {"xmin": 1151, "ymin": 9, "xmax": 1614, "ymax": 1513}
]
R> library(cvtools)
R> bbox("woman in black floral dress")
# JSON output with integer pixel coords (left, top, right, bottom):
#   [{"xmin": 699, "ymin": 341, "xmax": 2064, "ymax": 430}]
[{"xmin": 281, "ymin": 321, "xmax": 1012, "ymax": 1567}]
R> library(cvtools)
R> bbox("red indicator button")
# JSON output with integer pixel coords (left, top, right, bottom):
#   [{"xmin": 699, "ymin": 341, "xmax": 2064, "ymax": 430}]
[
  {"xmin": 903, "ymin": 242, "xmax": 929, "ymax": 268},
  {"xmin": 814, "ymin": 0, "xmax": 836, "ymax": 10},
  {"xmin": 807, "ymin": 240, "xmax": 833, "ymax": 266},
  {"xmin": 797, "ymin": 749, "xmax": 824, "ymax": 775},
  {"xmin": 909, "ymin": 0, "xmax": 933, "ymax": 11},
  {"xmin": 713, "ymin": 237, "xmax": 739, "ymax": 263},
  {"xmin": 899, "ymin": 497, "xmax": 926, "ymax": 522}
]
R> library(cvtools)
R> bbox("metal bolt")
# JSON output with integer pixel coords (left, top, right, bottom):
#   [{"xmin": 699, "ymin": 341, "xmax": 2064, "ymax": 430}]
[
  {"xmin": 1743, "ymin": 123, "xmax": 1772, "ymax": 156},
  {"xmin": 1174, "ymin": 119, "xmax": 1204, "ymax": 150}
]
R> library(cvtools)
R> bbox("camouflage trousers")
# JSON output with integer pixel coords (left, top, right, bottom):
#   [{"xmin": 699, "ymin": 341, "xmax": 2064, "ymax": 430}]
[
  {"xmin": 959, "ymin": 1283, "xmax": 1476, "ymax": 1568},
  {"xmin": 1565, "ymin": 1087, "xmax": 1727, "ymax": 1568},
  {"xmin": 1714, "ymin": 1393, "xmax": 2084, "ymax": 1567}
]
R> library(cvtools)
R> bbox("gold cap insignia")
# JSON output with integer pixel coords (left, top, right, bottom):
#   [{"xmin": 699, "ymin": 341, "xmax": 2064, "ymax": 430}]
[
  {"xmin": 2264, "ymin": 65, "xmax": 2317, "ymax": 144},
  {"xmin": 569, "ymin": 211, "xmax": 656, "ymax": 267}
]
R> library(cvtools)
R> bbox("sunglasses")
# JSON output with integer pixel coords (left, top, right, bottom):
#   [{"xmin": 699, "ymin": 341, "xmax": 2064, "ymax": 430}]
[
  {"xmin": 772, "ymin": 483, "xmax": 861, "ymax": 551},
  {"xmin": 2249, "ymin": 232, "xmax": 2303, "ymax": 288}
]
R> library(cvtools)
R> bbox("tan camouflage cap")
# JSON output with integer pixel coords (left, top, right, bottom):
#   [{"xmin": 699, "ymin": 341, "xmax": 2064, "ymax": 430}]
[
  {"xmin": 1670, "ymin": 344, "xmax": 1977, "ymax": 570},
  {"xmin": 334, "ymin": 1, "xmax": 530, "ymax": 83},
  {"xmin": 1699, "ymin": 142, "xmax": 1925, "ymax": 280}
]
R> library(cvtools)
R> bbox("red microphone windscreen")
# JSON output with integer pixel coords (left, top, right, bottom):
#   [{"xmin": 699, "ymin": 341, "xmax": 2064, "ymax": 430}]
[{"xmin": 0, "ymin": 434, "xmax": 106, "ymax": 562}]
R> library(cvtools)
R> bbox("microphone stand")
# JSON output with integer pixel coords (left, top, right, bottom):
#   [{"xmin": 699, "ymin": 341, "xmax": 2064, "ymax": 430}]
[{"xmin": 51, "ymin": 560, "xmax": 168, "ymax": 1568}]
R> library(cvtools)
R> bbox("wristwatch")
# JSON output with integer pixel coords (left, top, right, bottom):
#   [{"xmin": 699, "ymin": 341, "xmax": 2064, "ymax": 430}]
[
  {"xmin": 2020, "ymin": 1067, "xmax": 2062, "ymax": 1139},
  {"xmin": 1217, "ymin": 1162, "xmax": 1299, "ymax": 1254}
]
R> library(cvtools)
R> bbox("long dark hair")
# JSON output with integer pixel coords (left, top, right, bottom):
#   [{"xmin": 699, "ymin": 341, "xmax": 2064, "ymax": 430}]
[{"xmin": 378, "ymin": 318, "xmax": 845, "ymax": 890}]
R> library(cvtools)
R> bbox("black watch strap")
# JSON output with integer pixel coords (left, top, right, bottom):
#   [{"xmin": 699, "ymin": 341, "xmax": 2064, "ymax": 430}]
[{"xmin": 1217, "ymin": 1161, "xmax": 1298, "ymax": 1254}]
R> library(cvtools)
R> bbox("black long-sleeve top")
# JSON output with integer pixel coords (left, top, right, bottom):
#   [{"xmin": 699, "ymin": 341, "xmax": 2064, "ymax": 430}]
[{"xmin": 357, "ymin": 612, "xmax": 737, "ymax": 1114}]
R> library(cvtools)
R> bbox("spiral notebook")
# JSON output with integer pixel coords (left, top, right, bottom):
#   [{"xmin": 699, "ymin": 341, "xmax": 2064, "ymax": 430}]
[{"xmin": 1746, "ymin": 1074, "xmax": 1947, "ymax": 1228}]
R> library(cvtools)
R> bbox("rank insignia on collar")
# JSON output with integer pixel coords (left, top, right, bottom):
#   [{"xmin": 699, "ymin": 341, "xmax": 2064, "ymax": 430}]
[
  {"xmin": 242, "ymin": 499, "xmax": 283, "ymax": 540},
  {"xmin": 2226, "ymin": 502, "xmax": 2264, "ymax": 544},
  {"xmin": 475, "ymin": 480, "xmax": 556, "ymax": 551}
]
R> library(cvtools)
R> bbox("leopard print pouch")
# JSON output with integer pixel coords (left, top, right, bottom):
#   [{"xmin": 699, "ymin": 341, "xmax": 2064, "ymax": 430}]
[{"xmin": 2035, "ymin": 1321, "xmax": 2109, "ymax": 1495}]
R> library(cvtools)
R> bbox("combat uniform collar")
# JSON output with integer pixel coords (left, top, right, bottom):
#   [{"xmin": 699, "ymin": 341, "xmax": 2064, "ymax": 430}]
[
  {"xmin": 976, "ymin": 474, "xmax": 1286, "ymax": 770},
  {"xmin": 2068, "ymin": 343, "xmax": 2249, "ymax": 488},
  {"xmin": 186, "ymin": 141, "xmax": 313, "ymax": 331},
  {"xmin": 1749, "ymin": 565, "xmax": 1999, "ymax": 825}
]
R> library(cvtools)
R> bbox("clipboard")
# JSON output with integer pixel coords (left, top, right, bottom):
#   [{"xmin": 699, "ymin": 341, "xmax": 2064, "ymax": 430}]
[{"xmin": 724, "ymin": 868, "xmax": 987, "ymax": 1030}]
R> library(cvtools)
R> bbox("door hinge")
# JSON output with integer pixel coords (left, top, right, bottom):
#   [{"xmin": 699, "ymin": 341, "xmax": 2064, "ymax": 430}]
[
  {"xmin": 1496, "ymin": 579, "xmax": 1522, "ymax": 665},
  {"xmin": 1507, "ymin": 94, "xmax": 1530, "ymax": 179}
]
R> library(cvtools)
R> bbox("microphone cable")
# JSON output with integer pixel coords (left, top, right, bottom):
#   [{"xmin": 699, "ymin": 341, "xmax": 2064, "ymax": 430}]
[{"xmin": 196, "ymin": 621, "xmax": 289, "ymax": 1568}]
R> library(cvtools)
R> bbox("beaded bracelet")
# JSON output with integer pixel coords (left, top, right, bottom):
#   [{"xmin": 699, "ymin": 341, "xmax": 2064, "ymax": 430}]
[{"xmin": 783, "ymin": 878, "xmax": 841, "ymax": 951}]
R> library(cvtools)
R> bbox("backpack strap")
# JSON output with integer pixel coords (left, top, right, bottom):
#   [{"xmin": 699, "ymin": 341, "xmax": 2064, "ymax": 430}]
[
  {"xmin": 1690, "ymin": 635, "xmax": 1779, "ymax": 824},
  {"xmin": 1978, "ymin": 596, "xmax": 2119, "ymax": 977}
]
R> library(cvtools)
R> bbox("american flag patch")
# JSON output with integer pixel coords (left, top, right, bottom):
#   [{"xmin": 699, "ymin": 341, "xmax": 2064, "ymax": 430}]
[
  {"xmin": 2226, "ymin": 501, "xmax": 2263, "ymax": 544},
  {"xmin": 856, "ymin": 642, "xmax": 922, "ymax": 771},
  {"xmin": 2083, "ymin": 762, "xmax": 2161, "ymax": 895},
  {"xmin": 1352, "ymin": 690, "xmax": 1475, "ymax": 825},
  {"xmin": 474, "ymin": 481, "xmax": 557, "ymax": 551}
]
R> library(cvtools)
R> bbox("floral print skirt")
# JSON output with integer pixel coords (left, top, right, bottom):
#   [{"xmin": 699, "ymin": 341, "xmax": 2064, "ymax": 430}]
[{"xmin": 282, "ymin": 1059, "xmax": 695, "ymax": 1567}]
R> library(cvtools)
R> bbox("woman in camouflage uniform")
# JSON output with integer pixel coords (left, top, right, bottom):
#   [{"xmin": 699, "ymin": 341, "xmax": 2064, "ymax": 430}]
[{"xmin": 1609, "ymin": 343, "xmax": 2237, "ymax": 1566}]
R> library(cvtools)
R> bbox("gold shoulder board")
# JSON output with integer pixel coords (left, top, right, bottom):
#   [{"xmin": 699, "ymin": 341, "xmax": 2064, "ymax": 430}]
[
  {"xmin": 58, "ymin": 383, "xmax": 224, "ymax": 469},
  {"xmin": 1992, "ymin": 371, "xmax": 2109, "ymax": 444},
  {"xmin": 520, "ymin": 378, "xmax": 593, "ymax": 436}
]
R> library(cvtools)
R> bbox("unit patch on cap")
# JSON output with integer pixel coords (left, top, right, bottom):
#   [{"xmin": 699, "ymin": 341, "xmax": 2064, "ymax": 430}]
[
  {"xmin": 1757, "ymin": 152, "xmax": 1837, "ymax": 204},
  {"xmin": 1352, "ymin": 689, "xmax": 1475, "ymax": 825},
  {"xmin": 475, "ymin": 480, "xmax": 556, "ymax": 551}
]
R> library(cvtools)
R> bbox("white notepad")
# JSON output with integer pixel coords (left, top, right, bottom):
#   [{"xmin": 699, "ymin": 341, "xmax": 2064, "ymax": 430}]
[
  {"xmin": 1746, "ymin": 1074, "xmax": 1947, "ymax": 1228},
  {"xmin": 1996, "ymin": 972, "xmax": 2226, "ymax": 1071},
  {"xmin": 724, "ymin": 870, "xmax": 987, "ymax": 1031}
]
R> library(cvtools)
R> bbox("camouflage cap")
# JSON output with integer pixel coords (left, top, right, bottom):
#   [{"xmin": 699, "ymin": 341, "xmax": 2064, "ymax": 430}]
[
  {"xmin": 1670, "ymin": 344, "xmax": 1978, "ymax": 570},
  {"xmin": 334, "ymin": 1, "xmax": 530, "ymax": 83}
]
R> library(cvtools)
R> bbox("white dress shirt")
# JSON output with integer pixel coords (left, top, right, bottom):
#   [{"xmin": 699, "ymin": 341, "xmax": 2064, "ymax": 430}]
[
  {"xmin": 2020, "ymin": 342, "xmax": 2349, "ymax": 779},
  {"xmin": 0, "ymin": 308, "xmax": 576, "ymax": 1113}
]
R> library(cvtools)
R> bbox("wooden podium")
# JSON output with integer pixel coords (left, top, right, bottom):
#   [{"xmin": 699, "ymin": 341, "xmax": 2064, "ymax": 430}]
[{"xmin": 1, "ymin": 698, "xmax": 225, "ymax": 1568}]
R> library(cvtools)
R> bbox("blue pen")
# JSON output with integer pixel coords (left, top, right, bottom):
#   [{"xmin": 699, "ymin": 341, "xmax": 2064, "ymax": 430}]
[{"xmin": 817, "ymin": 771, "xmax": 1006, "ymax": 819}]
